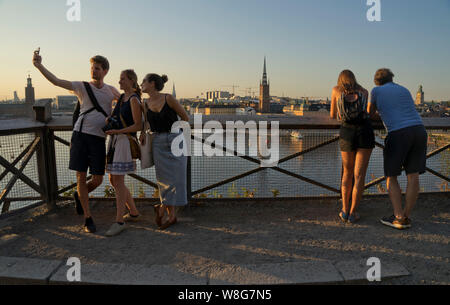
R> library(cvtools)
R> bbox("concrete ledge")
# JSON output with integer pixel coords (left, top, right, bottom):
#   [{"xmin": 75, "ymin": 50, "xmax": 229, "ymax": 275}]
[
  {"xmin": 49, "ymin": 262, "xmax": 207, "ymax": 285},
  {"xmin": 0, "ymin": 256, "xmax": 411, "ymax": 285},
  {"xmin": 0, "ymin": 256, "xmax": 63, "ymax": 285},
  {"xmin": 334, "ymin": 259, "xmax": 410, "ymax": 283},
  {"xmin": 208, "ymin": 261, "xmax": 344, "ymax": 285}
]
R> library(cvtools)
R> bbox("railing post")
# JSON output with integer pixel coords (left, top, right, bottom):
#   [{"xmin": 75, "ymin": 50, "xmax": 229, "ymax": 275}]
[
  {"xmin": 187, "ymin": 156, "xmax": 192, "ymax": 204},
  {"xmin": 34, "ymin": 101, "xmax": 58, "ymax": 210},
  {"xmin": 35, "ymin": 127, "xmax": 58, "ymax": 210}
]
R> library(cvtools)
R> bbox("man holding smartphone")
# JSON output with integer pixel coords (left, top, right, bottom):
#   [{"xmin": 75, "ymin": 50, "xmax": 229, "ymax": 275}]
[{"xmin": 33, "ymin": 49, "xmax": 120, "ymax": 233}]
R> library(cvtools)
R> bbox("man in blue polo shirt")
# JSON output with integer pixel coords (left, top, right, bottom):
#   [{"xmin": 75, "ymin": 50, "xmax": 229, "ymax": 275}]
[{"xmin": 368, "ymin": 68, "xmax": 427, "ymax": 230}]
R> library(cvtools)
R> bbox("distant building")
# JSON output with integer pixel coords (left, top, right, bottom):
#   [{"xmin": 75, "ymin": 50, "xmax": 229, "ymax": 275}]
[
  {"xmin": 259, "ymin": 57, "xmax": 270, "ymax": 113},
  {"xmin": 416, "ymin": 85, "xmax": 424, "ymax": 105},
  {"xmin": 55, "ymin": 95, "xmax": 78, "ymax": 111},
  {"xmin": 25, "ymin": 75, "xmax": 35, "ymax": 105},
  {"xmin": 13, "ymin": 91, "xmax": 20, "ymax": 103},
  {"xmin": 283, "ymin": 103, "xmax": 329, "ymax": 118},
  {"xmin": 191, "ymin": 105, "xmax": 206, "ymax": 115},
  {"xmin": 270, "ymin": 104, "xmax": 284, "ymax": 114},
  {"xmin": 0, "ymin": 75, "xmax": 35, "ymax": 119},
  {"xmin": 206, "ymin": 91, "xmax": 231, "ymax": 101},
  {"xmin": 204, "ymin": 104, "xmax": 239, "ymax": 115}
]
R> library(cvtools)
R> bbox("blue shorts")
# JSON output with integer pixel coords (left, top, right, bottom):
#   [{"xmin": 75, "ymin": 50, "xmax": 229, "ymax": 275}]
[{"xmin": 69, "ymin": 131, "xmax": 106, "ymax": 175}]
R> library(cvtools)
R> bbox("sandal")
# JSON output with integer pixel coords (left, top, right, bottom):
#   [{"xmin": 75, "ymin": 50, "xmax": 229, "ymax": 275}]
[
  {"xmin": 339, "ymin": 211, "xmax": 349, "ymax": 223},
  {"xmin": 348, "ymin": 213, "xmax": 360, "ymax": 224},
  {"xmin": 159, "ymin": 217, "xmax": 177, "ymax": 230},
  {"xmin": 153, "ymin": 204, "xmax": 163, "ymax": 227}
]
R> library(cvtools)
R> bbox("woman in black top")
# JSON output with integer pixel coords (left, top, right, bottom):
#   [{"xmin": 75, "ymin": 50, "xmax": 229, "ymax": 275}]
[
  {"xmin": 330, "ymin": 70, "xmax": 375, "ymax": 224},
  {"xmin": 140, "ymin": 73, "xmax": 189, "ymax": 230},
  {"xmin": 104, "ymin": 69, "xmax": 142, "ymax": 236}
]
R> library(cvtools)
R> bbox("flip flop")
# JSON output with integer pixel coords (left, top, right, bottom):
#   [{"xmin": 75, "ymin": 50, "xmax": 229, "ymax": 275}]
[
  {"xmin": 348, "ymin": 213, "xmax": 360, "ymax": 224},
  {"xmin": 339, "ymin": 211, "xmax": 349, "ymax": 223}
]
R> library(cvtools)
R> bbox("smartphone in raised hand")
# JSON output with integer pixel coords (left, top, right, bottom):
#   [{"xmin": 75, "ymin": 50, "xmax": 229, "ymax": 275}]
[{"xmin": 33, "ymin": 47, "xmax": 41, "ymax": 67}]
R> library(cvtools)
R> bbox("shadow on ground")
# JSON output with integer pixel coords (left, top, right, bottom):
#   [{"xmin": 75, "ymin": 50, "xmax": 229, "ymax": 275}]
[{"xmin": 0, "ymin": 193, "xmax": 449, "ymax": 284}]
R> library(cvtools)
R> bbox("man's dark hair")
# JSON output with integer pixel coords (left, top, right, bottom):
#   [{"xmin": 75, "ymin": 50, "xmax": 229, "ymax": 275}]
[
  {"xmin": 90, "ymin": 55, "xmax": 110, "ymax": 71},
  {"xmin": 374, "ymin": 68, "xmax": 394, "ymax": 86}
]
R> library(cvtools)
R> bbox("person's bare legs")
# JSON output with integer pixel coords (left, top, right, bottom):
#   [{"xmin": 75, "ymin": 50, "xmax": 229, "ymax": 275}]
[
  {"xmin": 341, "ymin": 151, "xmax": 356, "ymax": 214},
  {"xmin": 386, "ymin": 176, "xmax": 405, "ymax": 219},
  {"xmin": 349, "ymin": 148, "xmax": 373, "ymax": 215},
  {"xmin": 76, "ymin": 172, "xmax": 103, "ymax": 219},
  {"xmin": 109, "ymin": 175, "xmax": 128, "ymax": 223},
  {"xmin": 124, "ymin": 187, "xmax": 139, "ymax": 216},
  {"xmin": 404, "ymin": 173, "xmax": 420, "ymax": 219}
]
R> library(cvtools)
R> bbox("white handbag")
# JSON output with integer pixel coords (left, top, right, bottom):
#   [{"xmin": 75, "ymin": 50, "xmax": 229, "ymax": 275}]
[{"xmin": 140, "ymin": 102, "xmax": 154, "ymax": 169}]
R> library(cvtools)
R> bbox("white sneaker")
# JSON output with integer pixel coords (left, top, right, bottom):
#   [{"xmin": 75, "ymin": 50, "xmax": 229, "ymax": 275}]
[{"xmin": 105, "ymin": 223, "xmax": 127, "ymax": 237}]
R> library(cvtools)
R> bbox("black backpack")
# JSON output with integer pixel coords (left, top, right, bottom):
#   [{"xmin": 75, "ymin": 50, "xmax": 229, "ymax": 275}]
[
  {"xmin": 72, "ymin": 82, "xmax": 108, "ymax": 130},
  {"xmin": 337, "ymin": 91, "xmax": 368, "ymax": 124}
]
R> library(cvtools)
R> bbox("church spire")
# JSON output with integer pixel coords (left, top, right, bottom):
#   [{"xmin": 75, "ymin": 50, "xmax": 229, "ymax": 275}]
[
  {"xmin": 261, "ymin": 56, "xmax": 268, "ymax": 86},
  {"xmin": 172, "ymin": 82, "xmax": 176, "ymax": 99}
]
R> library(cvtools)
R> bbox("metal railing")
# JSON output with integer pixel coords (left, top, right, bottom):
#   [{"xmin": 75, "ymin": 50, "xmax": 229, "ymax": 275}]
[{"xmin": 1, "ymin": 116, "xmax": 449, "ymax": 215}]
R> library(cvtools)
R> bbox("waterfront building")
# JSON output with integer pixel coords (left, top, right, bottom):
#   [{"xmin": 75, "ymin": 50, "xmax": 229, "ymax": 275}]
[
  {"xmin": 204, "ymin": 104, "xmax": 239, "ymax": 115},
  {"xmin": 0, "ymin": 75, "xmax": 35, "ymax": 119},
  {"xmin": 283, "ymin": 103, "xmax": 329, "ymax": 118}
]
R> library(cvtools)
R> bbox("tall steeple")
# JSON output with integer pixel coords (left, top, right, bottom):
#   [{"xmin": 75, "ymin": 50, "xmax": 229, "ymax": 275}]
[
  {"xmin": 415, "ymin": 85, "xmax": 424, "ymax": 105},
  {"xmin": 25, "ymin": 74, "xmax": 35, "ymax": 105},
  {"xmin": 259, "ymin": 56, "xmax": 270, "ymax": 113},
  {"xmin": 172, "ymin": 82, "xmax": 176, "ymax": 99},
  {"xmin": 261, "ymin": 56, "xmax": 268, "ymax": 86}
]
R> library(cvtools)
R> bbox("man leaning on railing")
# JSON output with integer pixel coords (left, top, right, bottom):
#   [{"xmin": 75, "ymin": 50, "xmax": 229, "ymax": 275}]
[{"xmin": 368, "ymin": 68, "xmax": 428, "ymax": 230}]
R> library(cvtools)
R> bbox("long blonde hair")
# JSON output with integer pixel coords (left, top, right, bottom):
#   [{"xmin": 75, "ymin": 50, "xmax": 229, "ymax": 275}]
[{"xmin": 337, "ymin": 70, "xmax": 363, "ymax": 95}]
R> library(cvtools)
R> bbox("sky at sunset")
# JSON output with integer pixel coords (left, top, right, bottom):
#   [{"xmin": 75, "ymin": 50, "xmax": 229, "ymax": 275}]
[{"xmin": 0, "ymin": 0, "xmax": 449, "ymax": 101}]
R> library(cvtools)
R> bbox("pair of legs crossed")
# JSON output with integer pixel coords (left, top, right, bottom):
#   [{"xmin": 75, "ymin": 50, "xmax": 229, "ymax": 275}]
[
  {"xmin": 76, "ymin": 172, "xmax": 139, "ymax": 223},
  {"xmin": 341, "ymin": 148, "xmax": 373, "ymax": 216},
  {"xmin": 109, "ymin": 174, "xmax": 139, "ymax": 223}
]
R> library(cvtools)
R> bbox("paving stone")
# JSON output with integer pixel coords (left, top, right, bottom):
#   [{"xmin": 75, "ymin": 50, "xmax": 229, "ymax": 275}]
[
  {"xmin": 0, "ymin": 256, "xmax": 63, "ymax": 285},
  {"xmin": 334, "ymin": 259, "xmax": 410, "ymax": 283},
  {"xmin": 49, "ymin": 261, "xmax": 207, "ymax": 285},
  {"xmin": 208, "ymin": 261, "xmax": 344, "ymax": 285}
]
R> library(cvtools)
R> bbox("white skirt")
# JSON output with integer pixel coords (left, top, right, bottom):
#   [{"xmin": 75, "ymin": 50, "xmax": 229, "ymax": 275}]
[{"xmin": 106, "ymin": 134, "xmax": 136, "ymax": 175}]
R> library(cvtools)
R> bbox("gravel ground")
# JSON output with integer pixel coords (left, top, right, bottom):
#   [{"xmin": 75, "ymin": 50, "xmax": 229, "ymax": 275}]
[{"xmin": 0, "ymin": 193, "xmax": 449, "ymax": 285}]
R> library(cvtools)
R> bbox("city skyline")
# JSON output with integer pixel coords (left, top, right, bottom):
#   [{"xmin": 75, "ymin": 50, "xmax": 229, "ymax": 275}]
[{"xmin": 0, "ymin": 0, "xmax": 449, "ymax": 101}]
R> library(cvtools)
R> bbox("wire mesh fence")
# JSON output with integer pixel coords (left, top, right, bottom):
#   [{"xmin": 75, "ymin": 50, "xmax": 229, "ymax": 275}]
[
  {"xmin": 1, "ymin": 124, "xmax": 449, "ymax": 215},
  {"xmin": 0, "ymin": 132, "xmax": 42, "ymax": 212}
]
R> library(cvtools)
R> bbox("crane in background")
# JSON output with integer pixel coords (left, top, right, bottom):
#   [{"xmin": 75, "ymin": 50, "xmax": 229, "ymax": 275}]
[
  {"xmin": 245, "ymin": 87, "xmax": 257, "ymax": 98},
  {"xmin": 221, "ymin": 85, "xmax": 239, "ymax": 96}
]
